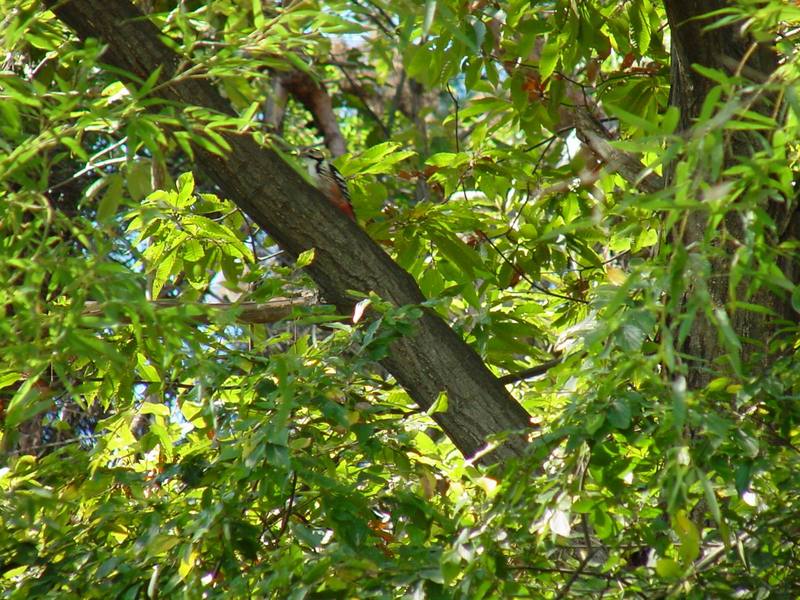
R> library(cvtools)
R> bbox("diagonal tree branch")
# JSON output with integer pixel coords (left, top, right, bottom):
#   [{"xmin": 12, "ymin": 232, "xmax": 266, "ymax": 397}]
[
  {"xmin": 278, "ymin": 69, "xmax": 348, "ymax": 157},
  {"xmin": 83, "ymin": 298, "xmax": 312, "ymax": 325},
  {"xmin": 45, "ymin": 0, "xmax": 533, "ymax": 462},
  {"xmin": 572, "ymin": 107, "xmax": 664, "ymax": 194}
]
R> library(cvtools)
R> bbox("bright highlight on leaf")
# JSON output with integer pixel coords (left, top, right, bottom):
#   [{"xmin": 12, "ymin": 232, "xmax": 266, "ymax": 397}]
[
  {"xmin": 427, "ymin": 390, "xmax": 449, "ymax": 415},
  {"xmin": 296, "ymin": 248, "xmax": 316, "ymax": 268},
  {"xmin": 352, "ymin": 298, "xmax": 370, "ymax": 323}
]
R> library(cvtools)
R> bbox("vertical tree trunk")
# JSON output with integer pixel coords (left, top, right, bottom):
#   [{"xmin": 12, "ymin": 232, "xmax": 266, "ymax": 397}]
[{"xmin": 663, "ymin": 0, "xmax": 796, "ymax": 387}]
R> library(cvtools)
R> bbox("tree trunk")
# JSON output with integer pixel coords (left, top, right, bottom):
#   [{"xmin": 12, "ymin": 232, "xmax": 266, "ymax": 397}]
[
  {"xmin": 663, "ymin": 0, "xmax": 797, "ymax": 387},
  {"xmin": 44, "ymin": 0, "xmax": 533, "ymax": 461}
]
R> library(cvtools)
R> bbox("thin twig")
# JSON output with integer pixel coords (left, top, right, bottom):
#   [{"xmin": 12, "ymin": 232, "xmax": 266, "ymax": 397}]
[
  {"xmin": 276, "ymin": 471, "xmax": 298, "ymax": 543},
  {"xmin": 48, "ymin": 155, "xmax": 128, "ymax": 192},
  {"xmin": 554, "ymin": 549, "xmax": 596, "ymax": 600},
  {"xmin": 1, "ymin": 435, "xmax": 88, "ymax": 454},
  {"xmin": 510, "ymin": 136, "xmax": 557, "ymax": 231},
  {"xmin": 478, "ymin": 232, "xmax": 589, "ymax": 304},
  {"xmin": 81, "ymin": 378, "xmax": 241, "ymax": 390},
  {"xmin": 331, "ymin": 58, "xmax": 390, "ymax": 137},
  {"xmin": 359, "ymin": 0, "xmax": 395, "ymax": 34},
  {"xmin": 446, "ymin": 84, "xmax": 460, "ymax": 154},
  {"xmin": 444, "ymin": 87, "xmax": 586, "ymax": 305},
  {"xmin": 349, "ymin": 0, "xmax": 394, "ymax": 36},
  {"xmin": 498, "ymin": 358, "xmax": 562, "ymax": 384}
]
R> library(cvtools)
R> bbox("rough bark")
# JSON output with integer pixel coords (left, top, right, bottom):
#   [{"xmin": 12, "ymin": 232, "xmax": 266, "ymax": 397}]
[
  {"xmin": 664, "ymin": 0, "xmax": 778, "ymax": 133},
  {"xmin": 664, "ymin": 0, "xmax": 798, "ymax": 386},
  {"xmin": 45, "ymin": 0, "xmax": 532, "ymax": 461}
]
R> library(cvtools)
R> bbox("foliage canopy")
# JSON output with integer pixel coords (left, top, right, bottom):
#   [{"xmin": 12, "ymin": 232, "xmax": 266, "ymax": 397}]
[{"xmin": 1, "ymin": 0, "xmax": 800, "ymax": 597}]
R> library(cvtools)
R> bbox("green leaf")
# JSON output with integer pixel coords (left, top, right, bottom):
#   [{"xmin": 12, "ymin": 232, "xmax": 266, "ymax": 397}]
[
  {"xmin": 697, "ymin": 469, "xmax": 722, "ymax": 526},
  {"xmin": 5, "ymin": 371, "xmax": 49, "ymax": 429},
  {"xmin": 539, "ymin": 36, "xmax": 559, "ymax": 80},
  {"xmin": 181, "ymin": 215, "xmax": 251, "ymax": 258},
  {"xmin": 425, "ymin": 152, "xmax": 470, "ymax": 168},
  {"xmin": 655, "ymin": 558, "xmax": 682, "ymax": 579},
  {"xmin": 252, "ymin": 0, "xmax": 265, "ymax": 27},
  {"xmin": 127, "ymin": 160, "xmax": 153, "ymax": 201},
  {"xmin": 674, "ymin": 510, "xmax": 700, "ymax": 564},
  {"xmin": 792, "ymin": 284, "xmax": 800, "ymax": 313},
  {"xmin": 661, "ymin": 106, "xmax": 681, "ymax": 134},
  {"xmin": 713, "ymin": 307, "xmax": 741, "ymax": 376},
  {"xmin": 590, "ymin": 506, "xmax": 613, "ymax": 539},
  {"xmin": 605, "ymin": 101, "xmax": 659, "ymax": 134},
  {"xmin": 66, "ymin": 331, "xmax": 124, "ymax": 365},
  {"xmin": 137, "ymin": 65, "xmax": 164, "ymax": 97},
  {"xmin": 178, "ymin": 546, "xmax": 197, "ymax": 580},
  {"xmin": 151, "ymin": 249, "xmax": 178, "ymax": 299},
  {"xmin": 97, "ymin": 174, "xmax": 124, "ymax": 223},
  {"xmin": 0, "ymin": 372, "xmax": 21, "ymax": 390},
  {"xmin": 175, "ymin": 172, "xmax": 196, "ymax": 208},
  {"xmin": 296, "ymin": 248, "xmax": 316, "ymax": 268},
  {"xmin": 429, "ymin": 231, "xmax": 485, "ymax": 277},
  {"xmin": 607, "ymin": 399, "xmax": 631, "ymax": 429},
  {"xmin": 150, "ymin": 422, "xmax": 174, "ymax": 460},
  {"xmin": 340, "ymin": 145, "xmax": 415, "ymax": 177},
  {"xmin": 692, "ymin": 63, "xmax": 733, "ymax": 86},
  {"xmin": 137, "ymin": 353, "xmax": 161, "ymax": 382},
  {"xmin": 140, "ymin": 402, "xmax": 170, "ymax": 416},
  {"xmin": 586, "ymin": 413, "xmax": 605, "ymax": 435},
  {"xmin": 426, "ymin": 390, "xmax": 448, "ymax": 415},
  {"xmin": 629, "ymin": 0, "xmax": 652, "ymax": 54},
  {"xmin": 182, "ymin": 239, "xmax": 204, "ymax": 262}
]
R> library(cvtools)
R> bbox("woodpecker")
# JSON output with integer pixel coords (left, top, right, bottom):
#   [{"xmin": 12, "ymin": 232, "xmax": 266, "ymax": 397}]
[{"xmin": 300, "ymin": 148, "xmax": 355, "ymax": 220}]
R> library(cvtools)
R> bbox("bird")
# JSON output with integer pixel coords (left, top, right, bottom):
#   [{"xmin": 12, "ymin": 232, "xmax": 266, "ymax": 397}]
[{"xmin": 299, "ymin": 148, "xmax": 355, "ymax": 220}]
